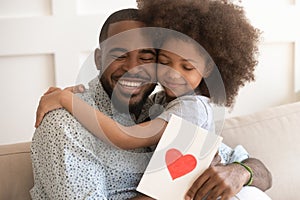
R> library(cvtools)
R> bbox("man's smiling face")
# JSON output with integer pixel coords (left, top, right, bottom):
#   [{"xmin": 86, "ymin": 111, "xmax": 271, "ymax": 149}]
[{"xmin": 99, "ymin": 20, "xmax": 157, "ymax": 115}]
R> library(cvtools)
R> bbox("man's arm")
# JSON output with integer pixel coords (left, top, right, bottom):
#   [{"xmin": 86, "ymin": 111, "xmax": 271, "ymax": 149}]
[
  {"xmin": 185, "ymin": 157, "xmax": 272, "ymax": 200},
  {"xmin": 31, "ymin": 108, "xmax": 109, "ymax": 199},
  {"xmin": 242, "ymin": 158, "xmax": 272, "ymax": 191}
]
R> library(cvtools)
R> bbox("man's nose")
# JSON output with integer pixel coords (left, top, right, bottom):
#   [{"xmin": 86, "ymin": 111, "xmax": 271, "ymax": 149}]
[{"xmin": 122, "ymin": 57, "xmax": 142, "ymax": 74}]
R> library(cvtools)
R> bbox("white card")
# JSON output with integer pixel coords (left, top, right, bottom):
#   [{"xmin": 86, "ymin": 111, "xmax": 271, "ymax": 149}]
[{"xmin": 137, "ymin": 114, "xmax": 223, "ymax": 200}]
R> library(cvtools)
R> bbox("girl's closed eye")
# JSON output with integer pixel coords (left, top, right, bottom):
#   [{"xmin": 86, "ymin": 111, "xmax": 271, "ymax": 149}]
[{"xmin": 182, "ymin": 63, "xmax": 196, "ymax": 71}]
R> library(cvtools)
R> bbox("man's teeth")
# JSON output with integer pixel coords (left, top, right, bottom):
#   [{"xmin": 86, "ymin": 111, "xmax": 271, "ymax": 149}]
[{"xmin": 119, "ymin": 80, "xmax": 142, "ymax": 87}]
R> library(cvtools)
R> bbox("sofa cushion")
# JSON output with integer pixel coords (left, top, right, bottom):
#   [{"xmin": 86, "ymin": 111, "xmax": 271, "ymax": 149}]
[
  {"xmin": 0, "ymin": 102, "xmax": 299, "ymax": 200},
  {"xmin": 222, "ymin": 101, "xmax": 300, "ymax": 200},
  {"xmin": 0, "ymin": 142, "xmax": 33, "ymax": 200}
]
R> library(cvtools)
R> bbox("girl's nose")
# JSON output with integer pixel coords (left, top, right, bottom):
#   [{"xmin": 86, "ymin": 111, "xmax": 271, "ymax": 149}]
[{"xmin": 167, "ymin": 68, "xmax": 182, "ymax": 79}]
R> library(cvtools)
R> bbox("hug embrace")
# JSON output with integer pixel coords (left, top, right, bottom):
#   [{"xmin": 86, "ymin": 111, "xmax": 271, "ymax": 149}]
[{"xmin": 32, "ymin": 0, "xmax": 272, "ymax": 199}]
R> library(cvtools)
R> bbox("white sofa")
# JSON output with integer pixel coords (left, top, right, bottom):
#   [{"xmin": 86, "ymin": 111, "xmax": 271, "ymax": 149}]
[{"xmin": 1, "ymin": 101, "xmax": 300, "ymax": 200}]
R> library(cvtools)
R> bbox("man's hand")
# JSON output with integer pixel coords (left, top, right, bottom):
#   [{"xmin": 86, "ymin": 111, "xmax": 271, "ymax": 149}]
[
  {"xmin": 210, "ymin": 153, "xmax": 221, "ymax": 166},
  {"xmin": 185, "ymin": 163, "xmax": 249, "ymax": 200},
  {"xmin": 185, "ymin": 157, "xmax": 272, "ymax": 200}
]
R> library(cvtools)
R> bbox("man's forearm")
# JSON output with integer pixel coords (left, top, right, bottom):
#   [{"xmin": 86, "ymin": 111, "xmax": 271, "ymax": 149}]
[{"xmin": 242, "ymin": 157, "xmax": 272, "ymax": 191}]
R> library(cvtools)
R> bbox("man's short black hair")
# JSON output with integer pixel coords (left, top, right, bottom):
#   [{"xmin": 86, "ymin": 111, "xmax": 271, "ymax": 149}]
[{"xmin": 99, "ymin": 8, "xmax": 140, "ymax": 43}]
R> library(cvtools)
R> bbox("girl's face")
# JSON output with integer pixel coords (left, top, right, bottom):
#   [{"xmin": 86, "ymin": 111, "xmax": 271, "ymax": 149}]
[{"xmin": 157, "ymin": 38, "xmax": 206, "ymax": 100}]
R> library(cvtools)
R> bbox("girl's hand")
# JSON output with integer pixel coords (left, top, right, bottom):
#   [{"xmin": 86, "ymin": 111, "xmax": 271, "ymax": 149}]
[
  {"xmin": 35, "ymin": 84, "xmax": 85, "ymax": 128},
  {"xmin": 35, "ymin": 88, "xmax": 64, "ymax": 128},
  {"xmin": 44, "ymin": 84, "xmax": 85, "ymax": 95},
  {"xmin": 64, "ymin": 84, "xmax": 85, "ymax": 94}
]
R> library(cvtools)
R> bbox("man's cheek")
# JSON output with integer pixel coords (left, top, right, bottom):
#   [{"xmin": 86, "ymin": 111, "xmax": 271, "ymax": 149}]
[{"xmin": 101, "ymin": 59, "xmax": 117, "ymax": 73}]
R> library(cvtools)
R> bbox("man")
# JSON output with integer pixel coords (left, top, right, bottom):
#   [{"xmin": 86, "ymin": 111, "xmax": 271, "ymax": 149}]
[
  {"xmin": 32, "ymin": 8, "xmax": 271, "ymax": 200},
  {"xmin": 31, "ymin": 9, "xmax": 158, "ymax": 200}
]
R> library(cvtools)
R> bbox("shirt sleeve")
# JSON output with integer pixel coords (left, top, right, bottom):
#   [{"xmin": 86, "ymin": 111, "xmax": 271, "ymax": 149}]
[
  {"xmin": 219, "ymin": 143, "xmax": 249, "ymax": 164},
  {"xmin": 157, "ymin": 95, "xmax": 212, "ymax": 130}
]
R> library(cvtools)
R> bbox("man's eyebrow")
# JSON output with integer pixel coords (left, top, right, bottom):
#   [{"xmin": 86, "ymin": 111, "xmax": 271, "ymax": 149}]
[
  {"xmin": 139, "ymin": 49, "xmax": 156, "ymax": 56},
  {"xmin": 108, "ymin": 48, "xmax": 156, "ymax": 56}
]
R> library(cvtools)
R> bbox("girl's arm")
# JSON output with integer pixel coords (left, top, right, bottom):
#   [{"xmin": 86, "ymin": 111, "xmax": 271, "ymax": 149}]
[
  {"xmin": 63, "ymin": 90, "xmax": 166, "ymax": 149},
  {"xmin": 36, "ymin": 89, "xmax": 166, "ymax": 149}
]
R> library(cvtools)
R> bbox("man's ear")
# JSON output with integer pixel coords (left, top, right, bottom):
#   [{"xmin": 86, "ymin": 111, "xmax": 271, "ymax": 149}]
[{"xmin": 94, "ymin": 48, "xmax": 102, "ymax": 70}]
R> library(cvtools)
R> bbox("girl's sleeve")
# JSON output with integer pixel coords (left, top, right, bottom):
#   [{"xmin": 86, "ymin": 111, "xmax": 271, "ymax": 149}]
[{"xmin": 157, "ymin": 95, "xmax": 212, "ymax": 130}]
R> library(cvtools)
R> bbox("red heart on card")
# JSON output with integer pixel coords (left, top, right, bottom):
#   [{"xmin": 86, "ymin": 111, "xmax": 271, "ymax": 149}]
[{"xmin": 165, "ymin": 148, "xmax": 197, "ymax": 180}]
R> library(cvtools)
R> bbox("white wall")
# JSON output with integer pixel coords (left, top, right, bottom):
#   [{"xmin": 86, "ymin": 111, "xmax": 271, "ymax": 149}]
[
  {"xmin": 0, "ymin": 0, "xmax": 299, "ymax": 145},
  {"xmin": 0, "ymin": 0, "xmax": 137, "ymax": 145},
  {"xmin": 226, "ymin": 0, "xmax": 300, "ymax": 117}
]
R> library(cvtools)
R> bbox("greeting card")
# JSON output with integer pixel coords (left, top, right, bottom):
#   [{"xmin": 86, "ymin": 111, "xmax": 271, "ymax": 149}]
[{"xmin": 137, "ymin": 114, "xmax": 222, "ymax": 199}]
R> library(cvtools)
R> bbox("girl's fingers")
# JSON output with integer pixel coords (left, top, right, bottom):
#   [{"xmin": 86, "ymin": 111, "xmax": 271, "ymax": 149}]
[
  {"xmin": 44, "ymin": 87, "xmax": 61, "ymax": 95},
  {"xmin": 35, "ymin": 110, "xmax": 44, "ymax": 128},
  {"xmin": 64, "ymin": 84, "xmax": 85, "ymax": 94}
]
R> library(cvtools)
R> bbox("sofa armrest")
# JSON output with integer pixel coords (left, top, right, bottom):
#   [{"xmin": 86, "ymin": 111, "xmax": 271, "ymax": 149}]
[
  {"xmin": 222, "ymin": 101, "xmax": 300, "ymax": 200},
  {"xmin": 0, "ymin": 142, "xmax": 33, "ymax": 200}
]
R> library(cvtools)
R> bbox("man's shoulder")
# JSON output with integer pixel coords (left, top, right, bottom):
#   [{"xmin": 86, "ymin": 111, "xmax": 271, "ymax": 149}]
[
  {"xmin": 40, "ymin": 108, "xmax": 75, "ymax": 127},
  {"xmin": 37, "ymin": 91, "xmax": 94, "ymax": 130}
]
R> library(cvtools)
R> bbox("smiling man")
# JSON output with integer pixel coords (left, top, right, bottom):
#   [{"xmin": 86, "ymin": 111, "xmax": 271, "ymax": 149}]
[
  {"xmin": 31, "ymin": 9, "xmax": 159, "ymax": 200},
  {"xmin": 98, "ymin": 21, "xmax": 157, "ymax": 116}
]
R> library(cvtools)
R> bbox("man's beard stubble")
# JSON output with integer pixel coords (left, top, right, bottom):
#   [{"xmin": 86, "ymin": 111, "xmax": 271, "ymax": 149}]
[{"xmin": 100, "ymin": 75, "xmax": 155, "ymax": 118}]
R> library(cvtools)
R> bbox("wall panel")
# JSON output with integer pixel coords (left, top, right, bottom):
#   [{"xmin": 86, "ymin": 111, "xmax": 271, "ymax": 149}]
[
  {"xmin": 0, "ymin": 0, "xmax": 299, "ymax": 144},
  {"xmin": 227, "ymin": 42, "xmax": 296, "ymax": 117},
  {"xmin": 0, "ymin": 54, "xmax": 54, "ymax": 144},
  {"xmin": 0, "ymin": 0, "xmax": 52, "ymax": 17}
]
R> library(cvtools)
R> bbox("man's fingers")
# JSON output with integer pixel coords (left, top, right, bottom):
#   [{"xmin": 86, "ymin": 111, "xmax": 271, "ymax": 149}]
[
  {"xmin": 206, "ymin": 186, "xmax": 224, "ymax": 200},
  {"xmin": 193, "ymin": 177, "xmax": 216, "ymax": 200},
  {"xmin": 64, "ymin": 84, "xmax": 85, "ymax": 94},
  {"xmin": 211, "ymin": 153, "xmax": 222, "ymax": 166},
  {"xmin": 185, "ymin": 172, "xmax": 210, "ymax": 200},
  {"xmin": 220, "ymin": 190, "xmax": 232, "ymax": 200}
]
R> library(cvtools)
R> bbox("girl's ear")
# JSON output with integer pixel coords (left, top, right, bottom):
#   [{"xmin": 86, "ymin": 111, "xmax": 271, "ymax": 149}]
[{"xmin": 94, "ymin": 48, "xmax": 102, "ymax": 70}]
